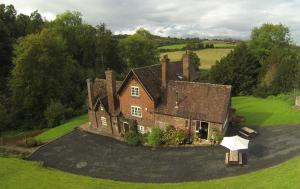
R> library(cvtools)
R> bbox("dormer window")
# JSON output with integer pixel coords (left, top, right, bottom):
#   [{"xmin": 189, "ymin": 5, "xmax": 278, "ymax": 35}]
[{"xmin": 131, "ymin": 86, "xmax": 139, "ymax": 97}]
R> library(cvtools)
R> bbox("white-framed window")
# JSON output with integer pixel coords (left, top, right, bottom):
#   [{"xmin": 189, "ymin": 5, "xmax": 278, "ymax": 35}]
[
  {"xmin": 138, "ymin": 125, "xmax": 145, "ymax": 134},
  {"xmin": 131, "ymin": 86, "xmax": 139, "ymax": 97},
  {"xmin": 131, "ymin": 106, "xmax": 142, "ymax": 117},
  {"xmin": 101, "ymin": 116, "xmax": 107, "ymax": 126}
]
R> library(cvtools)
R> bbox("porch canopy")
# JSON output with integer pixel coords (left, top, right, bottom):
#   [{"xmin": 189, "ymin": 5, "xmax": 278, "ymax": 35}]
[{"xmin": 221, "ymin": 135, "xmax": 249, "ymax": 151}]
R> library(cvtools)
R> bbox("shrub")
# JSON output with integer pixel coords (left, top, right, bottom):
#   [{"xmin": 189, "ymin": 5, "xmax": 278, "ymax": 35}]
[
  {"xmin": 214, "ymin": 132, "xmax": 223, "ymax": 142},
  {"xmin": 26, "ymin": 137, "xmax": 37, "ymax": 147},
  {"xmin": 17, "ymin": 137, "xmax": 42, "ymax": 148},
  {"xmin": 124, "ymin": 132, "xmax": 141, "ymax": 146},
  {"xmin": 147, "ymin": 127, "xmax": 162, "ymax": 147},
  {"xmin": 211, "ymin": 130, "xmax": 223, "ymax": 143},
  {"xmin": 128, "ymin": 119, "xmax": 138, "ymax": 132},
  {"xmin": 173, "ymin": 129, "xmax": 185, "ymax": 145},
  {"xmin": 161, "ymin": 126, "xmax": 185, "ymax": 145},
  {"xmin": 124, "ymin": 119, "xmax": 143, "ymax": 146},
  {"xmin": 44, "ymin": 100, "xmax": 67, "ymax": 127},
  {"xmin": 140, "ymin": 133, "xmax": 149, "ymax": 144}
]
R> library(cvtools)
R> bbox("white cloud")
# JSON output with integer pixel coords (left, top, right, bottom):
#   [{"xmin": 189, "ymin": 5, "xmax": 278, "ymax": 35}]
[{"xmin": 2, "ymin": 0, "xmax": 300, "ymax": 43}]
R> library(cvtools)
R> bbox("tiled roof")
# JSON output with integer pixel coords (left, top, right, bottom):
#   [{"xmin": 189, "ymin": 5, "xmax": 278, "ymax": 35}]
[
  {"xmin": 91, "ymin": 60, "xmax": 231, "ymax": 123},
  {"xmin": 120, "ymin": 61, "xmax": 199, "ymax": 102},
  {"xmin": 155, "ymin": 80, "xmax": 232, "ymax": 123},
  {"xmin": 92, "ymin": 79, "xmax": 122, "ymax": 111}
]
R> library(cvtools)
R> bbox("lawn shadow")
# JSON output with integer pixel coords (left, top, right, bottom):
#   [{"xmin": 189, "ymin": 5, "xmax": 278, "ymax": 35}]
[{"xmin": 240, "ymin": 112, "xmax": 273, "ymax": 127}]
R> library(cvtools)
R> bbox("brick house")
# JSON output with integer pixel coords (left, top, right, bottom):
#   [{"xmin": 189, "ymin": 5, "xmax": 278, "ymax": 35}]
[{"xmin": 87, "ymin": 51, "xmax": 232, "ymax": 141}]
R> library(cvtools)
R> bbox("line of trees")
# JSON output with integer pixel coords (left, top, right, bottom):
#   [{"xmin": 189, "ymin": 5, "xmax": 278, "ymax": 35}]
[
  {"xmin": 1, "ymin": 3, "xmax": 299, "ymax": 134},
  {"xmin": 210, "ymin": 24, "xmax": 300, "ymax": 97},
  {"xmin": 0, "ymin": 4, "xmax": 160, "ymax": 133}
]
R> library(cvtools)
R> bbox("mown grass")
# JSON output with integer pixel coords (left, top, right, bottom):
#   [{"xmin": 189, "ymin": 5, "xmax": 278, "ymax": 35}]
[
  {"xmin": 232, "ymin": 96, "xmax": 300, "ymax": 127},
  {"xmin": 158, "ymin": 43, "xmax": 186, "ymax": 50},
  {"xmin": 35, "ymin": 114, "xmax": 88, "ymax": 142},
  {"xmin": 161, "ymin": 48, "xmax": 233, "ymax": 69},
  {"xmin": 1, "ymin": 155, "xmax": 300, "ymax": 189}
]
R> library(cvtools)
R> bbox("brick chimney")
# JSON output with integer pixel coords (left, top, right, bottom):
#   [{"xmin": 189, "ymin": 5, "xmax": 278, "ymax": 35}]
[
  {"xmin": 86, "ymin": 78, "xmax": 94, "ymax": 109},
  {"xmin": 182, "ymin": 50, "xmax": 191, "ymax": 81},
  {"xmin": 161, "ymin": 55, "xmax": 170, "ymax": 89},
  {"xmin": 105, "ymin": 69, "xmax": 116, "ymax": 114}
]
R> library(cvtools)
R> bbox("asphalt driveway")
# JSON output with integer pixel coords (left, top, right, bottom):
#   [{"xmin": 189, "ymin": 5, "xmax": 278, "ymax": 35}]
[{"xmin": 29, "ymin": 125, "xmax": 300, "ymax": 182}]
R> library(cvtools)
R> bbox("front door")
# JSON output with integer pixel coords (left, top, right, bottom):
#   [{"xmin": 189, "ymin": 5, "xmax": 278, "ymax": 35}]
[
  {"xmin": 196, "ymin": 121, "xmax": 209, "ymax": 139},
  {"xmin": 123, "ymin": 122, "xmax": 129, "ymax": 133},
  {"xmin": 200, "ymin": 122, "xmax": 209, "ymax": 139}
]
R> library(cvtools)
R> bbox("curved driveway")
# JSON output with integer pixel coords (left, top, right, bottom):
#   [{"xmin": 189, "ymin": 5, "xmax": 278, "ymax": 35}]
[{"xmin": 29, "ymin": 125, "xmax": 300, "ymax": 182}]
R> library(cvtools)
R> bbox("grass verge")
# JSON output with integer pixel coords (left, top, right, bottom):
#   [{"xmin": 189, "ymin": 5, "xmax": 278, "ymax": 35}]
[
  {"xmin": 1, "ymin": 155, "xmax": 300, "ymax": 189},
  {"xmin": 35, "ymin": 114, "xmax": 88, "ymax": 143}
]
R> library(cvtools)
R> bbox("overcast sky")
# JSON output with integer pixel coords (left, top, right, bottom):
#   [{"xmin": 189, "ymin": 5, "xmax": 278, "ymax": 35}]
[{"xmin": 3, "ymin": 0, "xmax": 300, "ymax": 43}]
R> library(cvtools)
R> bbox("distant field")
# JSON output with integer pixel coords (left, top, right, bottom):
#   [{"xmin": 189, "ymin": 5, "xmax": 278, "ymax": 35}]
[
  {"xmin": 158, "ymin": 43, "xmax": 186, "ymax": 50},
  {"xmin": 161, "ymin": 48, "xmax": 233, "ymax": 69},
  {"xmin": 213, "ymin": 43, "xmax": 236, "ymax": 48}
]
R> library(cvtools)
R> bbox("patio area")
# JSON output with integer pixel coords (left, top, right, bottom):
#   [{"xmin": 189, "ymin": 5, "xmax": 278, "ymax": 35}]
[{"xmin": 28, "ymin": 125, "xmax": 300, "ymax": 183}]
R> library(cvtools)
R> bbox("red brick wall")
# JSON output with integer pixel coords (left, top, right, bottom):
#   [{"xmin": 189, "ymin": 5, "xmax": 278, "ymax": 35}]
[
  {"xmin": 154, "ymin": 113, "xmax": 188, "ymax": 131},
  {"xmin": 119, "ymin": 76, "xmax": 155, "ymax": 127},
  {"xmin": 95, "ymin": 110, "xmax": 112, "ymax": 134},
  {"xmin": 88, "ymin": 109, "xmax": 115, "ymax": 135},
  {"xmin": 155, "ymin": 112, "xmax": 224, "ymax": 140}
]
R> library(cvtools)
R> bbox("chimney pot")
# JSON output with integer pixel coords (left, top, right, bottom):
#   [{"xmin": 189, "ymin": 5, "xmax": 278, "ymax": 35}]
[
  {"xmin": 161, "ymin": 55, "xmax": 169, "ymax": 89},
  {"xmin": 105, "ymin": 70, "xmax": 116, "ymax": 114},
  {"xmin": 86, "ymin": 78, "xmax": 94, "ymax": 109},
  {"xmin": 183, "ymin": 51, "xmax": 191, "ymax": 81}
]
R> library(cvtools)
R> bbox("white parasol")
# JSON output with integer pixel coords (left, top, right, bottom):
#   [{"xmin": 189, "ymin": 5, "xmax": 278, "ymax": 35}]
[{"xmin": 221, "ymin": 135, "xmax": 249, "ymax": 151}]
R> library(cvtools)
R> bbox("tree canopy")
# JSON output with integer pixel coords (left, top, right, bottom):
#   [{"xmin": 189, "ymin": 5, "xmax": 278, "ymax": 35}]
[
  {"xmin": 9, "ymin": 29, "xmax": 78, "ymax": 128},
  {"xmin": 210, "ymin": 43, "xmax": 261, "ymax": 95},
  {"xmin": 120, "ymin": 28, "xmax": 159, "ymax": 69},
  {"xmin": 248, "ymin": 23, "xmax": 292, "ymax": 61}
]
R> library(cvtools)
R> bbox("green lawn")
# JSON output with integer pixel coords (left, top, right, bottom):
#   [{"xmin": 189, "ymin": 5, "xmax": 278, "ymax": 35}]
[
  {"xmin": 232, "ymin": 96, "xmax": 300, "ymax": 127},
  {"xmin": 35, "ymin": 114, "xmax": 88, "ymax": 143},
  {"xmin": 161, "ymin": 48, "xmax": 233, "ymax": 69},
  {"xmin": 158, "ymin": 43, "xmax": 186, "ymax": 50},
  {"xmin": 1, "ymin": 155, "xmax": 300, "ymax": 189}
]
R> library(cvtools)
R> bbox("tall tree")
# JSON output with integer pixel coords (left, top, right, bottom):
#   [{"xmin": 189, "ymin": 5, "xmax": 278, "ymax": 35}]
[
  {"xmin": 210, "ymin": 43, "xmax": 261, "ymax": 95},
  {"xmin": 0, "ymin": 4, "xmax": 17, "ymax": 37},
  {"xmin": 248, "ymin": 23, "xmax": 292, "ymax": 61},
  {"xmin": 94, "ymin": 24, "xmax": 124, "ymax": 77},
  {"xmin": 0, "ymin": 4, "xmax": 45, "ymax": 94},
  {"xmin": 9, "ymin": 29, "xmax": 78, "ymax": 128},
  {"xmin": 120, "ymin": 28, "xmax": 159, "ymax": 68},
  {"xmin": 0, "ymin": 20, "xmax": 13, "ymax": 92},
  {"xmin": 256, "ymin": 46, "xmax": 300, "ymax": 95},
  {"xmin": 0, "ymin": 95, "xmax": 9, "ymax": 135}
]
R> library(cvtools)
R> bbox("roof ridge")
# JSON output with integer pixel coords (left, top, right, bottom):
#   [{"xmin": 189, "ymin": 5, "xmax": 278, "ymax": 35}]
[
  {"xmin": 132, "ymin": 60, "xmax": 183, "ymax": 71},
  {"xmin": 133, "ymin": 63, "xmax": 160, "ymax": 71},
  {"xmin": 169, "ymin": 80, "xmax": 232, "ymax": 89}
]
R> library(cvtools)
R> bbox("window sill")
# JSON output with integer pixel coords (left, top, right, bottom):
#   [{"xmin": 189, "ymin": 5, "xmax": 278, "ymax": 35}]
[{"xmin": 131, "ymin": 115, "xmax": 143, "ymax": 118}]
